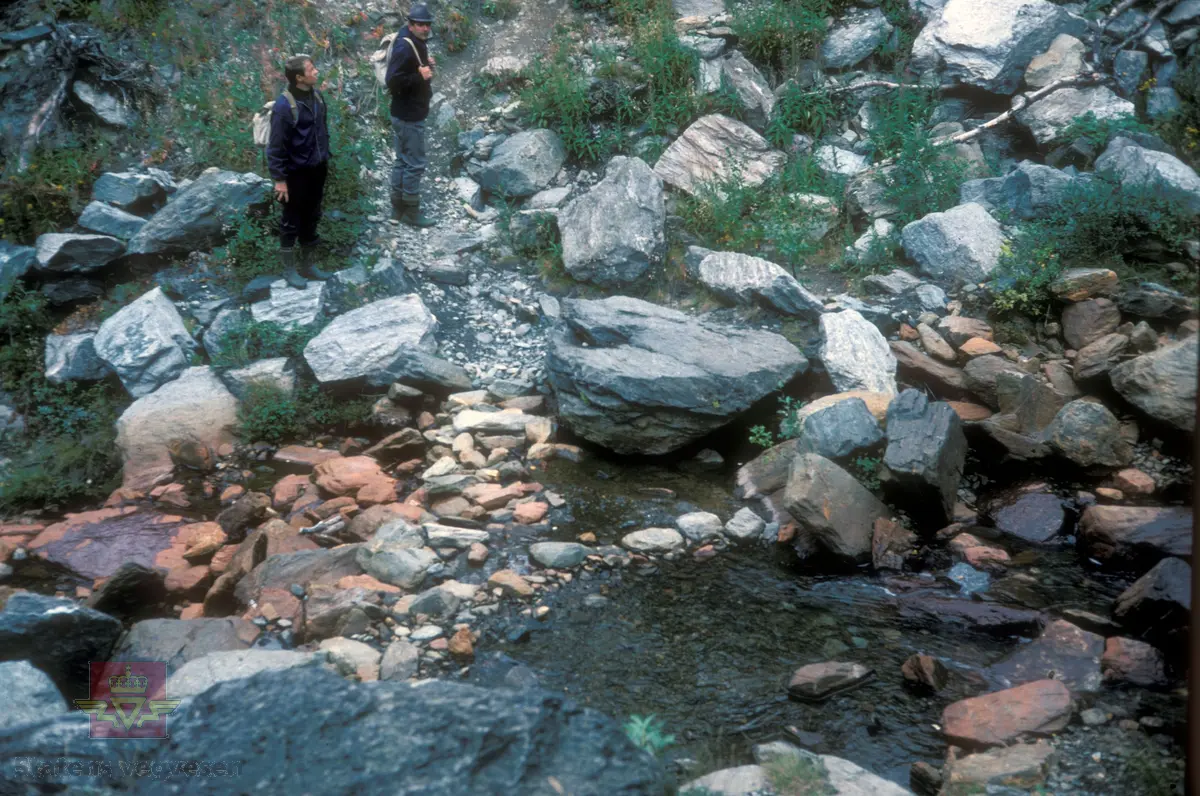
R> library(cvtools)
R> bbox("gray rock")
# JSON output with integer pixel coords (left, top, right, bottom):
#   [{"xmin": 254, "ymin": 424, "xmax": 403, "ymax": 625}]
[
  {"xmin": 621, "ymin": 527, "xmax": 685, "ymax": 552},
  {"xmin": 44, "ymin": 331, "xmax": 110, "ymax": 383},
  {"xmin": 1095, "ymin": 137, "xmax": 1200, "ymax": 215},
  {"xmin": 991, "ymin": 489, "xmax": 1065, "ymax": 544},
  {"xmin": 1024, "ymin": 34, "xmax": 1086, "ymax": 89},
  {"xmin": 1109, "ymin": 336, "xmax": 1197, "ymax": 432},
  {"xmin": 468, "ymin": 129, "xmax": 566, "ymax": 197},
  {"xmin": 452, "ymin": 176, "xmax": 483, "ymax": 210},
  {"xmin": 1113, "ymin": 50, "xmax": 1150, "ymax": 98},
  {"xmin": 0, "ymin": 242, "xmax": 35, "ymax": 301},
  {"xmin": 819, "ymin": 309, "xmax": 897, "ymax": 394},
  {"xmin": 796, "ymin": 397, "xmax": 883, "ymax": 460},
  {"xmin": 862, "ymin": 267, "xmax": 920, "ymax": 297},
  {"xmin": 883, "ymin": 390, "xmax": 967, "ymax": 527},
  {"xmin": 357, "ymin": 523, "xmax": 439, "ymax": 589},
  {"xmin": 93, "ymin": 286, "xmax": 197, "ymax": 397},
  {"xmin": 964, "ymin": 355, "xmax": 1026, "ymax": 408},
  {"xmin": 694, "ymin": 251, "xmax": 824, "ymax": 316},
  {"xmin": 250, "ymin": 278, "xmax": 327, "ymax": 328},
  {"xmin": 846, "ymin": 219, "xmax": 898, "ymax": 267},
  {"xmin": 1019, "ymin": 86, "xmax": 1135, "ymax": 145},
  {"xmin": 0, "ymin": 593, "xmax": 122, "ymax": 703},
  {"xmin": 546, "ymin": 296, "xmax": 807, "ymax": 455},
  {"xmin": 221, "ymin": 357, "xmax": 296, "ymax": 400},
  {"xmin": 814, "ymin": 144, "xmax": 870, "ymax": 178},
  {"xmin": 111, "ymin": 618, "xmax": 261, "ymax": 673},
  {"xmin": 202, "ymin": 306, "xmax": 252, "ymax": 361},
  {"xmin": 559, "ymin": 156, "xmax": 665, "ymax": 286},
  {"xmin": 529, "ymin": 186, "xmax": 572, "ymax": 209},
  {"xmin": 92, "ymin": 171, "xmax": 167, "ymax": 211},
  {"xmin": 1073, "ymin": 333, "xmax": 1128, "ymax": 380},
  {"xmin": 0, "ymin": 667, "xmax": 665, "ymax": 794},
  {"xmin": 679, "ymin": 34, "xmax": 726, "ymax": 60},
  {"xmin": 1165, "ymin": 0, "xmax": 1200, "ymax": 23},
  {"xmin": 167, "ymin": 649, "xmax": 328, "ymax": 697},
  {"xmin": 369, "ymin": 349, "xmax": 473, "ymax": 393},
  {"xmin": 126, "ymin": 169, "xmax": 272, "ymax": 256},
  {"xmin": 1062, "ymin": 297, "xmax": 1121, "ymax": 350},
  {"xmin": 915, "ymin": 284, "xmax": 947, "ymax": 312},
  {"xmin": 529, "ymin": 542, "xmax": 589, "ymax": 568},
  {"xmin": 380, "ymin": 640, "xmax": 420, "ymax": 680},
  {"xmin": 1045, "ymin": 399, "xmax": 1133, "ymax": 468},
  {"xmin": 1116, "ymin": 281, "xmax": 1194, "ymax": 320},
  {"xmin": 846, "ymin": 165, "xmax": 900, "ymax": 218},
  {"xmin": 901, "ymin": 203, "xmax": 1004, "ymax": 284},
  {"xmin": 673, "ymin": 0, "xmax": 724, "ymax": 15},
  {"xmin": 958, "ymin": 161, "xmax": 1075, "ymax": 220},
  {"xmin": 653, "ymin": 114, "xmax": 785, "ymax": 196},
  {"xmin": 77, "ymin": 200, "xmax": 146, "ymax": 241},
  {"xmin": 1114, "ymin": 557, "xmax": 1190, "ymax": 653},
  {"xmin": 676, "ymin": 511, "xmax": 724, "ymax": 543},
  {"xmin": 1146, "ymin": 86, "xmax": 1183, "ymax": 119},
  {"xmin": 716, "ymin": 51, "xmax": 776, "ymax": 128},
  {"xmin": 821, "ymin": 8, "xmax": 894, "ymax": 69},
  {"xmin": 304, "ymin": 294, "xmax": 438, "ymax": 384},
  {"xmin": 724, "ymin": 507, "xmax": 766, "ymax": 541},
  {"xmin": 0, "ymin": 660, "xmax": 65, "ymax": 732},
  {"xmin": 408, "ymin": 584, "xmax": 464, "ymax": 617},
  {"xmin": 910, "ymin": 0, "xmax": 1084, "ymax": 94},
  {"xmin": 34, "ymin": 233, "xmax": 124, "ymax": 274},
  {"xmin": 72, "ymin": 80, "xmax": 134, "ymax": 127},
  {"xmin": 783, "ymin": 453, "xmax": 891, "ymax": 563}
]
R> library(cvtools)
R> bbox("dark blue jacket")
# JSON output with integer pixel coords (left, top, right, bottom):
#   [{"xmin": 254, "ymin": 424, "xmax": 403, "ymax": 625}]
[
  {"xmin": 266, "ymin": 87, "xmax": 330, "ymax": 180},
  {"xmin": 385, "ymin": 27, "xmax": 432, "ymax": 122}
]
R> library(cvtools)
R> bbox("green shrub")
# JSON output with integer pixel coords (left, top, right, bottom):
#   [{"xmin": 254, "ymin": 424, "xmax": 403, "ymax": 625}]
[
  {"xmin": 992, "ymin": 175, "xmax": 1195, "ymax": 313},
  {"xmin": 1055, "ymin": 111, "xmax": 1151, "ymax": 150},
  {"xmin": 735, "ymin": 0, "xmax": 826, "ymax": 73},
  {"xmin": 850, "ymin": 454, "xmax": 882, "ymax": 491},
  {"xmin": 213, "ymin": 212, "xmax": 279, "ymax": 283},
  {"xmin": 0, "ymin": 140, "xmax": 111, "ymax": 245},
  {"xmin": 763, "ymin": 753, "xmax": 836, "ymax": 795},
  {"xmin": 519, "ymin": 46, "xmax": 604, "ymax": 161},
  {"xmin": 482, "ymin": 0, "xmax": 519, "ymax": 18},
  {"xmin": 439, "ymin": 7, "xmax": 476, "ymax": 54},
  {"xmin": 1156, "ymin": 60, "xmax": 1200, "ymax": 167},
  {"xmin": 880, "ymin": 129, "xmax": 969, "ymax": 225},
  {"xmin": 236, "ymin": 382, "xmax": 372, "ymax": 444},
  {"xmin": 865, "ymin": 85, "xmax": 938, "ymax": 160},
  {"xmin": 209, "ymin": 319, "xmax": 321, "ymax": 369},
  {"xmin": 631, "ymin": 20, "xmax": 699, "ymax": 134},
  {"xmin": 622, "ymin": 715, "xmax": 675, "ymax": 756},
  {"xmin": 767, "ymin": 85, "xmax": 839, "ymax": 147}
]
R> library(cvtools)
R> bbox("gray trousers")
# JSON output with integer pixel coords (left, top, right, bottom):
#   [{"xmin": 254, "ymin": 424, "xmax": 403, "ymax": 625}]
[{"xmin": 390, "ymin": 118, "xmax": 427, "ymax": 196}]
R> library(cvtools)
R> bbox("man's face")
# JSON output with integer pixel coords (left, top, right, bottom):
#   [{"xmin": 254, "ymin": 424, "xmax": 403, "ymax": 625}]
[
  {"xmin": 297, "ymin": 60, "xmax": 319, "ymax": 87},
  {"xmin": 409, "ymin": 20, "xmax": 431, "ymax": 40}
]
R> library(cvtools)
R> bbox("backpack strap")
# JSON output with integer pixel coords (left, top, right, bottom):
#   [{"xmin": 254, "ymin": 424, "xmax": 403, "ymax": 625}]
[
  {"xmin": 403, "ymin": 36, "xmax": 425, "ymax": 68},
  {"xmin": 280, "ymin": 89, "xmax": 300, "ymax": 125}
]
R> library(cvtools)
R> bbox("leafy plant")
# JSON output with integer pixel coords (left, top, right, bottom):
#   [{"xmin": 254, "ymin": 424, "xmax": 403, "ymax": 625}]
[
  {"xmin": 209, "ymin": 319, "xmax": 321, "ymax": 369},
  {"xmin": 482, "ymin": 0, "xmax": 519, "ymax": 18},
  {"xmin": 622, "ymin": 714, "xmax": 675, "ymax": 757},
  {"xmin": 235, "ymin": 382, "xmax": 371, "ymax": 444},
  {"xmin": 1056, "ymin": 111, "xmax": 1151, "ymax": 150},
  {"xmin": 749, "ymin": 425, "xmax": 776, "ymax": 448},
  {"xmin": 213, "ymin": 213, "xmax": 280, "ymax": 284},
  {"xmin": 850, "ymin": 455, "xmax": 882, "ymax": 491},
  {"xmin": 1156, "ymin": 59, "xmax": 1200, "ymax": 167},
  {"xmin": 767, "ymin": 85, "xmax": 838, "ymax": 148},
  {"xmin": 0, "ymin": 140, "xmax": 112, "ymax": 245},
  {"xmin": 439, "ymin": 7, "xmax": 476, "ymax": 54},
  {"xmin": 763, "ymin": 753, "xmax": 836, "ymax": 795},
  {"xmin": 879, "ymin": 130, "xmax": 970, "ymax": 225},
  {"xmin": 735, "ymin": 0, "xmax": 826, "ymax": 74}
]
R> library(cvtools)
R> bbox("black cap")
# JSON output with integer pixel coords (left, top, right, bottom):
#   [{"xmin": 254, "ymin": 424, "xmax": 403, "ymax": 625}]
[{"xmin": 408, "ymin": 3, "xmax": 433, "ymax": 22}]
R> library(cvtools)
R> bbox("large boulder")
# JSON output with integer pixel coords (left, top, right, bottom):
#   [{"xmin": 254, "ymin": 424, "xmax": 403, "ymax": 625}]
[
  {"xmin": 467, "ymin": 129, "xmax": 566, "ymax": 197},
  {"xmin": 43, "ymin": 332, "xmax": 110, "ymax": 383},
  {"xmin": 93, "ymin": 286, "xmax": 197, "ymax": 397},
  {"xmin": 821, "ymin": 8, "xmax": 895, "ymax": 69},
  {"xmin": 34, "ymin": 233, "xmax": 124, "ymax": 274},
  {"xmin": 1109, "ymin": 337, "xmax": 1197, "ymax": 432},
  {"xmin": 819, "ymin": 309, "xmax": 897, "ymax": 393},
  {"xmin": 1113, "ymin": 557, "xmax": 1191, "ymax": 653},
  {"xmin": 0, "ymin": 593, "xmax": 122, "ymax": 703},
  {"xmin": 0, "ymin": 667, "xmax": 666, "ymax": 794},
  {"xmin": 882, "ymin": 390, "xmax": 967, "ymax": 528},
  {"xmin": 77, "ymin": 200, "xmax": 147, "ymax": 241},
  {"xmin": 900, "ymin": 203, "xmax": 1004, "ymax": 284},
  {"xmin": 910, "ymin": 0, "xmax": 1083, "ymax": 94},
  {"xmin": 714, "ymin": 51, "xmax": 775, "ymax": 128},
  {"xmin": 221, "ymin": 357, "xmax": 296, "ymax": 401},
  {"xmin": 250, "ymin": 279, "xmax": 327, "ymax": 328},
  {"xmin": 92, "ymin": 171, "xmax": 169, "ymax": 212},
  {"xmin": 940, "ymin": 680, "xmax": 1073, "ymax": 748},
  {"xmin": 115, "ymin": 366, "xmax": 239, "ymax": 490},
  {"xmin": 1019, "ymin": 87, "xmax": 1135, "ymax": 145},
  {"xmin": 795, "ymin": 397, "xmax": 883, "ymax": 461},
  {"xmin": 546, "ymin": 296, "xmax": 807, "ymax": 455},
  {"xmin": 166, "ymin": 649, "xmax": 328, "ymax": 697},
  {"xmin": 26, "ymin": 507, "xmax": 189, "ymax": 580},
  {"xmin": 110, "ymin": 618, "xmax": 261, "ymax": 672},
  {"xmin": 1095, "ymin": 137, "xmax": 1200, "ymax": 215},
  {"xmin": 1078, "ymin": 505, "xmax": 1192, "ymax": 570},
  {"xmin": 959, "ymin": 161, "xmax": 1075, "ymax": 220},
  {"xmin": 303, "ymin": 294, "xmax": 438, "ymax": 384},
  {"xmin": 126, "ymin": 169, "xmax": 272, "ymax": 256},
  {"xmin": 653, "ymin": 114, "xmax": 786, "ymax": 196},
  {"xmin": 693, "ymin": 251, "xmax": 824, "ymax": 316},
  {"xmin": 0, "ymin": 241, "xmax": 35, "ymax": 301},
  {"xmin": 0, "ymin": 660, "xmax": 65, "ymax": 732},
  {"xmin": 1044, "ymin": 399, "xmax": 1132, "ymax": 468},
  {"xmin": 558, "ymin": 156, "xmax": 665, "ymax": 286},
  {"xmin": 782, "ymin": 453, "xmax": 892, "ymax": 563},
  {"xmin": 985, "ymin": 619, "xmax": 1105, "ymax": 693}
]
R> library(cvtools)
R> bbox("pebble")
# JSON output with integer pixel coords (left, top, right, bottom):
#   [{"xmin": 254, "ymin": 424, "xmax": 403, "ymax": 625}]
[{"xmin": 410, "ymin": 625, "xmax": 444, "ymax": 642}]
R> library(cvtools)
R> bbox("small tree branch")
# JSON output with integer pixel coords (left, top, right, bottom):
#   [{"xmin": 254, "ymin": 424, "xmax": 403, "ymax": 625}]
[
  {"xmin": 1092, "ymin": 0, "xmax": 1142, "ymax": 65},
  {"xmin": 1107, "ymin": 0, "xmax": 1180, "ymax": 65}
]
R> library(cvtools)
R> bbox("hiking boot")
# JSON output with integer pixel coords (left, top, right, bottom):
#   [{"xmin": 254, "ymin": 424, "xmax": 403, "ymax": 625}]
[
  {"xmin": 297, "ymin": 246, "xmax": 333, "ymax": 280},
  {"xmin": 279, "ymin": 247, "xmax": 306, "ymax": 289},
  {"xmin": 390, "ymin": 191, "xmax": 407, "ymax": 222},
  {"xmin": 401, "ymin": 193, "xmax": 436, "ymax": 228}
]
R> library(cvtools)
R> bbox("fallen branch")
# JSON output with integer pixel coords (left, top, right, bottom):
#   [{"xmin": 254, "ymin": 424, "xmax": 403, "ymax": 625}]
[
  {"xmin": 1107, "ymin": 0, "xmax": 1181, "ymax": 65},
  {"xmin": 792, "ymin": 79, "xmax": 951, "ymax": 98},
  {"xmin": 1092, "ymin": 0, "xmax": 1142, "ymax": 66}
]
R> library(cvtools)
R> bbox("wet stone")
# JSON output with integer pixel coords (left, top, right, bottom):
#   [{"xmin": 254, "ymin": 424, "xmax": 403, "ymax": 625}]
[
  {"xmin": 787, "ymin": 661, "xmax": 874, "ymax": 702},
  {"xmin": 990, "ymin": 489, "xmax": 1066, "ymax": 545},
  {"xmin": 986, "ymin": 619, "xmax": 1105, "ymax": 693}
]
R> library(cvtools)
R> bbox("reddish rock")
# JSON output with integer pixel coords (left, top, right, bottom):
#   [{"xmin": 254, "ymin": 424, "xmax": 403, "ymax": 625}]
[
  {"xmin": 313, "ymin": 456, "xmax": 386, "ymax": 497},
  {"xmin": 512, "ymin": 501, "xmax": 549, "ymax": 524},
  {"xmin": 467, "ymin": 543, "xmax": 489, "ymax": 566},
  {"xmin": 890, "ymin": 340, "xmax": 970, "ymax": 395},
  {"xmin": 899, "ymin": 323, "xmax": 919, "ymax": 341},
  {"xmin": 164, "ymin": 565, "xmax": 212, "ymax": 599},
  {"xmin": 448, "ymin": 627, "xmax": 475, "ymax": 661},
  {"xmin": 248, "ymin": 587, "xmax": 302, "ymax": 623},
  {"xmin": 220, "ymin": 485, "xmax": 246, "ymax": 504},
  {"xmin": 462, "ymin": 482, "xmax": 526, "ymax": 510},
  {"xmin": 787, "ymin": 662, "xmax": 873, "ymax": 701},
  {"xmin": 310, "ymin": 496, "xmax": 358, "ymax": 520},
  {"xmin": 1095, "ymin": 487, "xmax": 1124, "ymax": 501},
  {"xmin": 948, "ymin": 401, "xmax": 993, "ymax": 422},
  {"xmin": 29, "ymin": 508, "xmax": 188, "ymax": 580},
  {"xmin": 208, "ymin": 545, "xmax": 237, "ymax": 575},
  {"xmin": 274, "ymin": 445, "xmax": 342, "ymax": 470},
  {"xmin": 871, "ymin": 517, "xmax": 915, "ymax": 571},
  {"xmin": 356, "ymin": 477, "xmax": 398, "ymax": 507},
  {"xmin": 179, "ymin": 603, "xmax": 205, "ymax": 620},
  {"xmin": 272, "ymin": 474, "xmax": 312, "ymax": 510},
  {"xmin": 901, "ymin": 653, "xmax": 948, "ymax": 691},
  {"xmin": 181, "ymin": 522, "xmax": 228, "ymax": 562},
  {"xmin": 960, "ymin": 337, "xmax": 1002, "ymax": 357},
  {"xmin": 949, "ymin": 533, "xmax": 1010, "ymax": 571},
  {"xmin": 417, "ymin": 411, "xmax": 437, "ymax": 430},
  {"xmin": 693, "ymin": 544, "xmax": 718, "ymax": 560},
  {"xmin": 488, "ymin": 569, "xmax": 533, "ymax": 598},
  {"xmin": 941, "ymin": 680, "xmax": 1072, "ymax": 748},
  {"xmin": 1062, "ymin": 298, "xmax": 1120, "ymax": 350},
  {"xmin": 335, "ymin": 574, "xmax": 402, "ymax": 594},
  {"xmin": 1078, "ymin": 505, "xmax": 1192, "ymax": 568},
  {"xmin": 1101, "ymin": 637, "xmax": 1169, "ymax": 688},
  {"xmin": 150, "ymin": 483, "xmax": 191, "ymax": 508},
  {"xmin": 942, "ymin": 742, "xmax": 1055, "ymax": 792},
  {"xmin": 1113, "ymin": 468, "xmax": 1155, "ymax": 496},
  {"xmin": 938, "ymin": 316, "xmax": 994, "ymax": 346},
  {"xmin": 431, "ymin": 496, "xmax": 472, "ymax": 518}
]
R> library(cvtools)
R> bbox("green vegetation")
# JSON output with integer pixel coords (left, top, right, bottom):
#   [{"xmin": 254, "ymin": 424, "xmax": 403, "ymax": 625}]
[
  {"xmin": 0, "ymin": 140, "xmax": 112, "ymax": 245},
  {"xmin": 766, "ymin": 85, "xmax": 840, "ymax": 147},
  {"xmin": 1055, "ymin": 111, "xmax": 1151, "ymax": 151},
  {"xmin": 850, "ymin": 454, "xmax": 882, "ymax": 491},
  {"xmin": 1156, "ymin": 60, "xmax": 1200, "ymax": 167},
  {"xmin": 235, "ymin": 382, "xmax": 372, "ymax": 444},
  {"xmin": 748, "ymin": 394, "xmax": 807, "ymax": 448},
  {"xmin": 992, "ymin": 175, "xmax": 1195, "ymax": 313},
  {"xmin": 208, "ymin": 319, "xmax": 322, "ymax": 370},
  {"xmin": 482, "ymin": 0, "xmax": 520, "ymax": 19},
  {"xmin": 735, "ymin": 0, "xmax": 827, "ymax": 74},
  {"xmin": 439, "ymin": 5, "xmax": 477, "ymax": 54},
  {"xmin": 622, "ymin": 714, "xmax": 675, "ymax": 757},
  {"xmin": 762, "ymin": 753, "xmax": 835, "ymax": 795}
]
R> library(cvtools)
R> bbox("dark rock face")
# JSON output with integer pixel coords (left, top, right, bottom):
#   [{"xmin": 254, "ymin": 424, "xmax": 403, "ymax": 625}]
[
  {"xmin": 86, "ymin": 562, "xmax": 167, "ymax": 622},
  {"xmin": 27, "ymin": 508, "xmax": 188, "ymax": 581},
  {"xmin": 1114, "ymin": 557, "xmax": 1191, "ymax": 654},
  {"xmin": 546, "ymin": 296, "xmax": 807, "ymax": 455},
  {"xmin": 0, "ymin": 667, "xmax": 666, "ymax": 795},
  {"xmin": 989, "ymin": 490, "xmax": 1066, "ymax": 545},
  {"xmin": 882, "ymin": 390, "xmax": 967, "ymax": 528},
  {"xmin": 1078, "ymin": 505, "xmax": 1192, "ymax": 571},
  {"xmin": 1044, "ymin": 399, "xmax": 1132, "ymax": 469},
  {"xmin": 895, "ymin": 595, "xmax": 1044, "ymax": 636},
  {"xmin": 986, "ymin": 619, "xmax": 1105, "ymax": 693},
  {"xmin": 796, "ymin": 397, "xmax": 883, "ymax": 460},
  {"xmin": 782, "ymin": 453, "xmax": 890, "ymax": 564},
  {"xmin": 0, "ymin": 593, "xmax": 122, "ymax": 703},
  {"xmin": 126, "ymin": 170, "xmax": 271, "ymax": 256}
]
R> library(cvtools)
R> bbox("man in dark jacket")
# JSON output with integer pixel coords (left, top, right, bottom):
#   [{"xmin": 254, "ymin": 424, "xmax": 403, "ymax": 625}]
[
  {"xmin": 385, "ymin": 4, "xmax": 436, "ymax": 227},
  {"xmin": 267, "ymin": 54, "xmax": 333, "ymax": 288}
]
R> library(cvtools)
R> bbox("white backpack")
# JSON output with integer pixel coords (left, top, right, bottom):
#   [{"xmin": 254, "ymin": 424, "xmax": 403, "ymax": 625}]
[
  {"xmin": 251, "ymin": 89, "xmax": 322, "ymax": 148},
  {"xmin": 370, "ymin": 33, "xmax": 423, "ymax": 88}
]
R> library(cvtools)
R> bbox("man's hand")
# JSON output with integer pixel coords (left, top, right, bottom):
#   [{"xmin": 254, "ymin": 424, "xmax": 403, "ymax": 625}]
[
  {"xmin": 419, "ymin": 65, "xmax": 432, "ymax": 80},
  {"xmin": 274, "ymin": 181, "xmax": 289, "ymax": 203}
]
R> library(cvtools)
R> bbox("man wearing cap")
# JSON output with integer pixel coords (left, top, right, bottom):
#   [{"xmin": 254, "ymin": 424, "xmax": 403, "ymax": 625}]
[
  {"xmin": 386, "ymin": 4, "xmax": 437, "ymax": 228},
  {"xmin": 268, "ymin": 54, "xmax": 334, "ymax": 288}
]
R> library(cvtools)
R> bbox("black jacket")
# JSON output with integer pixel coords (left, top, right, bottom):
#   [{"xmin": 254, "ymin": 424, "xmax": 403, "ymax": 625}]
[
  {"xmin": 385, "ymin": 27, "xmax": 432, "ymax": 122},
  {"xmin": 266, "ymin": 87, "xmax": 330, "ymax": 181}
]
